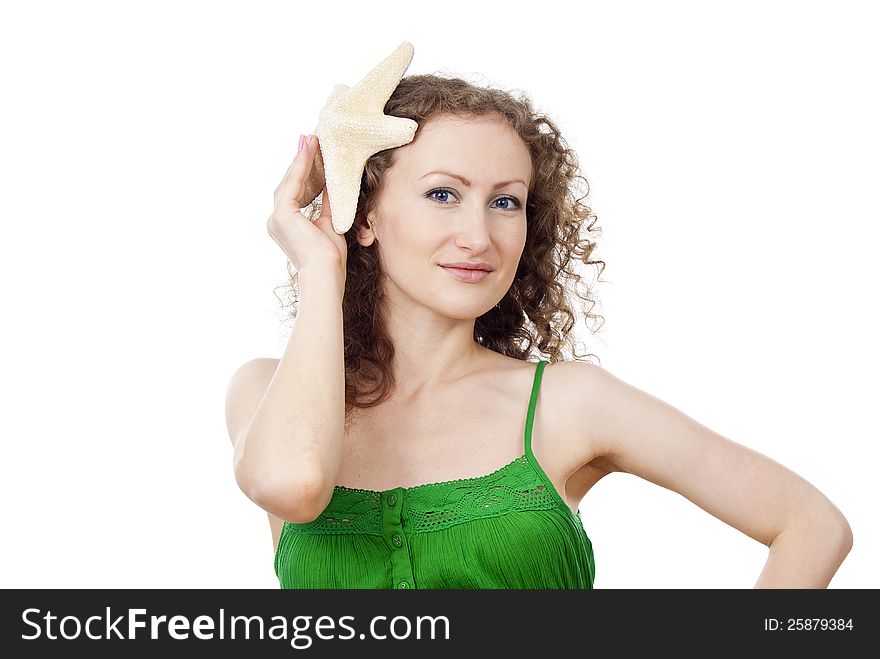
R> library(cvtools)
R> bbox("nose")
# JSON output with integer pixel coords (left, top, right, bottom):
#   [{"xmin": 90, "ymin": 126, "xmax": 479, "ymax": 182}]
[{"xmin": 451, "ymin": 203, "xmax": 493, "ymax": 252}]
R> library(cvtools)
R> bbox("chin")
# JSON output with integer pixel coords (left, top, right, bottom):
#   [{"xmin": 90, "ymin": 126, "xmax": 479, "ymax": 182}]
[{"xmin": 432, "ymin": 296, "xmax": 498, "ymax": 320}]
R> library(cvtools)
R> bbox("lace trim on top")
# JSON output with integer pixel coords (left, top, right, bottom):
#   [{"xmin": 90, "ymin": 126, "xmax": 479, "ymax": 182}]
[{"xmin": 283, "ymin": 453, "xmax": 567, "ymax": 536}]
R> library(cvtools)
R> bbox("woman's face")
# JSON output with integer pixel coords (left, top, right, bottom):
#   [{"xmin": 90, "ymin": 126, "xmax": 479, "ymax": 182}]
[{"xmin": 361, "ymin": 113, "xmax": 532, "ymax": 320}]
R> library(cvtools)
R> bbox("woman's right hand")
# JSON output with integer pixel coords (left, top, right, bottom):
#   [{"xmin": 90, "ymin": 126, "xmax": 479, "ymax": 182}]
[{"xmin": 267, "ymin": 134, "xmax": 348, "ymax": 283}]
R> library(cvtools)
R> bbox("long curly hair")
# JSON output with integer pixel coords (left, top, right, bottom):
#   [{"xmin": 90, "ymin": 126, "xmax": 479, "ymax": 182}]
[{"xmin": 275, "ymin": 73, "xmax": 606, "ymax": 431}]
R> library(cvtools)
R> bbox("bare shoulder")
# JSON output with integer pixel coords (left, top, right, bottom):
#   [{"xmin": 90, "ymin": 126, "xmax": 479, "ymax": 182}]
[
  {"xmin": 224, "ymin": 357, "xmax": 281, "ymax": 446},
  {"xmin": 223, "ymin": 357, "xmax": 284, "ymax": 553},
  {"xmin": 540, "ymin": 359, "xmax": 623, "ymax": 475},
  {"xmin": 226, "ymin": 357, "xmax": 280, "ymax": 401}
]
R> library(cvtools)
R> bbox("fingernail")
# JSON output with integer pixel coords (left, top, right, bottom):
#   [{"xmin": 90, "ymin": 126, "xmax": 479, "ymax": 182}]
[
  {"xmin": 297, "ymin": 135, "xmax": 305, "ymax": 152},
  {"xmin": 307, "ymin": 134, "xmax": 314, "ymax": 145}
]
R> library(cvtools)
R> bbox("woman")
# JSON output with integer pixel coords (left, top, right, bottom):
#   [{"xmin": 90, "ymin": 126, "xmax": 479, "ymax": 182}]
[{"xmin": 225, "ymin": 74, "xmax": 852, "ymax": 589}]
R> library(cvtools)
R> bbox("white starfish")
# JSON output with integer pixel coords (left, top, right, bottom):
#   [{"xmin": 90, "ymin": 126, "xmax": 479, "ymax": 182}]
[{"xmin": 302, "ymin": 41, "xmax": 419, "ymax": 234}]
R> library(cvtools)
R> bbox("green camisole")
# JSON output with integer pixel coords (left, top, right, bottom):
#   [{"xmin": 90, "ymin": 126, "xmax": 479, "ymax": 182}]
[{"xmin": 274, "ymin": 359, "xmax": 595, "ymax": 589}]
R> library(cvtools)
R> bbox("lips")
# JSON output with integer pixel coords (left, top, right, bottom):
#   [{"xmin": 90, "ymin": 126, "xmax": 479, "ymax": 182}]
[
  {"xmin": 438, "ymin": 262, "xmax": 494, "ymax": 272},
  {"xmin": 440, "ymin": 266, "xmax": 492, "ymax": 283}
]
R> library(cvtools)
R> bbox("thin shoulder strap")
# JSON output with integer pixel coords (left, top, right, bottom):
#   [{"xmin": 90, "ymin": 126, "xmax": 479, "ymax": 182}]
[{"xmin": 524, "ymin": 360, "xmax": 549, "ymax": 457}]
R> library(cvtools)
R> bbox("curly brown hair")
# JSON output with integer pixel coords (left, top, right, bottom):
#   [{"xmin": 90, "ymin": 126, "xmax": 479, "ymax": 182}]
[{"xmin": 275, "ymin": 73, "xmax": 606, "ymax": 431}]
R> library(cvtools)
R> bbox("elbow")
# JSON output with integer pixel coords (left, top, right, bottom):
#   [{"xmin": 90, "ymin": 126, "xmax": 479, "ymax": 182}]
[
  {"xmin": 834, "ymin": 515, "xmax": 854, "ymax": 559},
  {"xmin": 260, "ymin": 479, "xmax": 329, "ymax": 524},
  {"xmin": 803, "ymin": 508, "xmax": 854, "ymax": 562},
  {"xmin": 234, "ymin": 460, "xmax": 328, "ymax": 524},
  {"xmin": 770, "ymin": 502, "xmax": 854, "ymax": 559},
  {"xmin": 819, "ymin": 500, "xmax": 853, "ymax": 560}
]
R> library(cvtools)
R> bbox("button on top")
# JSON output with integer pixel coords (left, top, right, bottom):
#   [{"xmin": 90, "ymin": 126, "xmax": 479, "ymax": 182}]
[
  {"xmin": 397, "ymin": 580, "xmax": 409, "ymax": 589},
  {"xmin": 387, "ymin": 493, "xmax": 397, "ymax": 507},
  {"xmin": 391, "ymin": 532, "xmax": 402, "ymax": 547}
]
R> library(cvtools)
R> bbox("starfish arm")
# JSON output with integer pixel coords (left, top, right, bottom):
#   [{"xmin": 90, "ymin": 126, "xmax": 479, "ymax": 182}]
[
  {"xmin": 337, "ymin": 41, "xmax": 415, "ymax": 112},
  {"xmin": 304, "ymin": 41, "xmax": 420, "ymax": 233}
]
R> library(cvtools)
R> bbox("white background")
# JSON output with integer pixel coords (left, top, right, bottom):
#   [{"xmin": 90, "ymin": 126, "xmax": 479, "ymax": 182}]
[{"xmin": 1, "ymin": 0, "xmax": 876, "ymax": 589}]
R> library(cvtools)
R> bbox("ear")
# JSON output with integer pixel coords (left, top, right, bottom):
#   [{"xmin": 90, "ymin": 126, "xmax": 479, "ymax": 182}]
[{"xmin": 354, "ymin": 211, "xmax": 378, "ymax": 247}]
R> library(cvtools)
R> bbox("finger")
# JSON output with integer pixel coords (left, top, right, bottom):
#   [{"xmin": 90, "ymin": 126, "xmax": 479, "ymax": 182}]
[
  {"xmin": 274, "ymin": 138, "xmax": 313, "ymax": 203},
  {"xmin": 274, "ymin": 136, "xmax": 318, "ymax": 208},
  {"xmin": 280, "ymin": 135, "xmax": 314, "ymax": 181}
]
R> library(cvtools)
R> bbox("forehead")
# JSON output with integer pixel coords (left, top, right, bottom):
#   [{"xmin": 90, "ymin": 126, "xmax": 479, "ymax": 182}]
[{"xmin": 395, "ymin": 114, "xmax": 532, "ymax": 182}]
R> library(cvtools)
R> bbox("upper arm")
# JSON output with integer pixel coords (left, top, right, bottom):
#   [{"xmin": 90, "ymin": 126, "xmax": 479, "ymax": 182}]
[
  {"xmin": 571, "ymin": 362, "xmax": 851, "ymax": 547},
  {"xmin": 225, "ymin": 358, "xmax": 287, "ymax": 537},
  {"xmin": 224, "ymin": 357, "xmax": 279, "ymax": 456}
]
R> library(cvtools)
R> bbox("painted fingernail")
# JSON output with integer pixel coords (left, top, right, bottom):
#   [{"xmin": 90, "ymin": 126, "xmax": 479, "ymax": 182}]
[
  {"xmin": 297, "ymin": 135, "xmax": 305, "ymax": 152},
  {"xmin": 306, "ymin": 134, "xmax": 314, "ymax": 145}
]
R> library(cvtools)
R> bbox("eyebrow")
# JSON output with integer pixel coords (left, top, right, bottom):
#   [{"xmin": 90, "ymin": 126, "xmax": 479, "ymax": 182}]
[{"xmin": 419, "ymin": 170, "xmax": 528, "ymax": 190}]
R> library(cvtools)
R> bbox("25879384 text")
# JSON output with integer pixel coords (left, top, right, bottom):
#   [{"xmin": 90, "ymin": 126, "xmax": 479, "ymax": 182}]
[{"xmin": 763, "ymin": 618, "xmax": 853, "ymax": 631}]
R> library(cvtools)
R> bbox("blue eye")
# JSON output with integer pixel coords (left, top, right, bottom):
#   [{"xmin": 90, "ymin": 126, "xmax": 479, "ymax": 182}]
[
  {"xmin": 493, "ymin": 196, "xmax": 521, "ymax": 211},
  {"xmin": 426, "ymin": 187, "xmax": 522, "ymax": 211},
  {"xmin": 427, "ymin": 188, "xmax": 454, "ymax": 204}
]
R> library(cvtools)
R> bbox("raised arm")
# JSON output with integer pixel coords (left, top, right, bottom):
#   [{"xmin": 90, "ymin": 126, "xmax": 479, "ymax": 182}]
[{"xmin": 224, "ymin": 134, "xmax": 350, "ymax": 524}]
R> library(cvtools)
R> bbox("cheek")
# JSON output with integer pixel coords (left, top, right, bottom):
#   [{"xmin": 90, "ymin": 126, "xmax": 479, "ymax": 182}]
[
  {"xmin": 502, "ymin": 225, "xmax": 528, "ymax": 255},
  {"xmin": 375, "ymin": 229, "xmax": 432, "ymax": 273}
]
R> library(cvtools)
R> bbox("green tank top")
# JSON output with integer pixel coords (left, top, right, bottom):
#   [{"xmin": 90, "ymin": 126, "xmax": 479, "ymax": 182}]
[{"xmin": 274, "ymin": 359, "xmax": 595, "ymax": 589}]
